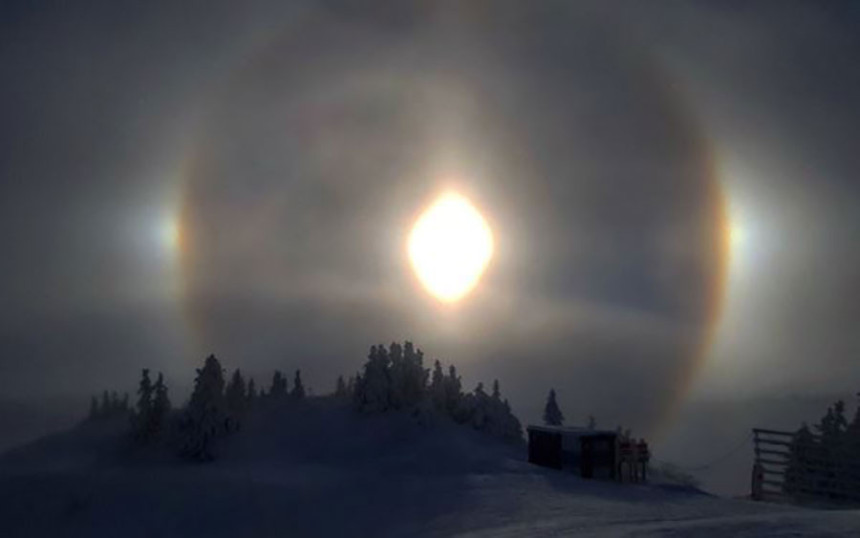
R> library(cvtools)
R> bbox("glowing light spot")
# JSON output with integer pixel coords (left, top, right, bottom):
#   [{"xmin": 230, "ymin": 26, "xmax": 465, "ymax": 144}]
[
  {"xmin": 408, "ymin": 192, "xmax": 493, "ymax": 303},
  {"xmin": 729, "ymin": 223, "xmax": 746, "ymax": 250},
  {"xmin": 161, "ymin": 217, "xmax": 181, "ymax": 253}
]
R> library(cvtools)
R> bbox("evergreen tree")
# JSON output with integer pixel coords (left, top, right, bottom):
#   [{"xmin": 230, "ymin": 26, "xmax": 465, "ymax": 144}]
[
  {"xmin": 502, "ymin": 398, "xmax": 523, "ymax": 440},
  {"xmin": 136, "ymin": 369, "xmax": 153, "ymax": 418},
  {"xmin": 470, "ymin": 383, "xmax": 489, "ymax": 430},
  {"xmin": 429, "ymin": 360, "xmax": 446, "ymax": 412},
  {"xmin": 151, "ymin": 372, "xmax": 171, "ymax": 437},
  {"xmin": 335, "ymin": 375, "xmax": 347, "ymax": 397},
  {"xmin": 354, "ymin": 345, "xmax": 392, "ymax": 413},
  {"xmin": 784, "ymin": 422, "xmax": 815, "ymax": 498},
  {"xmin": 833, "ymin": 400, "xmax": 849, "ymax": 438},
  {"xmin": 132, "ymin": 369, "xmax": 154, "ymax": 441},
  {"xmin": 101, "ymin": 390, "xmax": 110, "ymax": 417},
  {"xmin": 179, "ymin": 354, "xmax": 227, "ymax": 461},
  {"xmin": 388, "ymin": 342, "xmax": 405, "ymax": 408},
  {"xmin": 120, "ymin": 393, "xmax": 130, "ymax": 413},
  {"xmin": 269, "ymin": 370, "xmax": 288, "ymax": 399},
  {"xmin": 444, "ymin": 365, "xmax": 462, "ymax": 417},
  {"xmin": 88, "ymin": 396, "xmax": 99, "ymax": 420},
  {"xmin": 246, "ymin": 378, "xmax": 258, "ymax": 403},
  {"xmin": 543, "ymin": 389, "xmax": 564, "ymax": 426},
  {"xmin": 401, "ymin": 341, "xmax": 427, "ymax": 408},
  {"xmin": 492, "ymin": 380, "xmax": 501, "ymax": 401},
  {"xmin": 588, "ymin": 415, "xmax": 597, "ymax": 430},
  {"xmin": 292, "ymin": 370, "xmax": 306, "ymax": 400},
  {"xmin": 225, "ymin": 369, "xmax": 247, "ymax": 416}
]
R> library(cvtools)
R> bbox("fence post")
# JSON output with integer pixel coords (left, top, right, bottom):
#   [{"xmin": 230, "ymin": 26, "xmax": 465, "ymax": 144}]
[{"xmin": 751, "ymin": 461, "xmax": 764, "ymax": 501}]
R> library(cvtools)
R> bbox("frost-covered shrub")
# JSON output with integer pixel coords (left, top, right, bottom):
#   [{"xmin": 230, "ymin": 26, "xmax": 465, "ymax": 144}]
[{"xmin": 351, "ymin": 342, "xmax": 522, "ymax": 442}]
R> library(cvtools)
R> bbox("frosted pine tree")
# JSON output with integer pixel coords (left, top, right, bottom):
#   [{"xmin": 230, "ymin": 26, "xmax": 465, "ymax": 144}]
[
  {"xmin": 133, "ymin": 369, "xmax": 154, "ymax": 441},
  {"xmin": 225, "ymin": 369, "xmax": 247, "ymax": 417},
  {"xmin": 269, "ymin": 370, "xmax": 288, "ymax": 400},
  {"xmin": 101, "ymin": 390, "xmax": 111, "ymax": 418},
  {"xmin": 292, "ymin": 370, "xmax": 306, "ymax": 400},
  {"xmin": 502, "ymin": 399, "xmax": 523, "ymax": 440},
  {"xmin": 429, "ymin": 361, "xmax": 446, "ymax": 413},
  {"xmin": 246, "ymin": 378, "xmax": 258, "ymax": 404},
  {"xmin": 784, "ymin": 422, "xmax": 815, "ymax": 497},
  {"xmin": 88, "ymin": 396, "xmax": 99, "ymax": 420},
  {"xmin": 388, "ymin": 342, "xmax": 405, "ymax": 408},
  {"xmin": 180, "ymin": 354, "xmax": 227, "ymax": 461},
  {"xmin": 445, "ymin": 365, "xmax": 463, "ymax": 418},
  {"xmin": 401, "ymin": 341, "xmax": 427, "ymax": 408},
  {"xmin": 150, "ymin": 372, "xmax": 171, "ymax": 438},
  {"xmin": 543, "ymin": 389, "xmax": 564, "ymax": 426},
  {"xmin": 335, "ymin": 375, "xmax": 347, "ymax": 397},
  {"xmin": 470, "ymin": 382, "xmax": 490, "ymax": 431},
  {"xmin": 356, "ymin": 345, "xmax": 391, "ymax": 413}
]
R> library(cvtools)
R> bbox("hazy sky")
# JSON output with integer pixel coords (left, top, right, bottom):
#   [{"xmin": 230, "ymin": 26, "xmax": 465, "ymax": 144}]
[{"xmin": 1, "ymin": 1, "xmax": 858, "ymax": 446}]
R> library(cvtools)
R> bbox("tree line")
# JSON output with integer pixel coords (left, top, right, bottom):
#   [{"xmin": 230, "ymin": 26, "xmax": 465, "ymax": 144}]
[
  {"xmin": 85, "ymin": 341, "xmax": 523, "ymax": 461},
  {"xmin": 784, "ymin": 397, "xmax": 860, "ymax": 501},
  {"xmin": 86, "ymin": 356, "xmax": 307, "ymax": 460}
]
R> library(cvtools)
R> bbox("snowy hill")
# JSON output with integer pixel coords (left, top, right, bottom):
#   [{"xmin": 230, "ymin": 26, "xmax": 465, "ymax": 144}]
[{"xmin": 1, "ymin": 397, "xmax": 859, "ymax": 537}]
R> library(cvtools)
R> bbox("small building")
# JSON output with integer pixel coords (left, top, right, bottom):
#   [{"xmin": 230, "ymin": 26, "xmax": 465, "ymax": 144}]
[{"xmin": 527, "ymin": 425, "xmax": 649, "ymax": 482}]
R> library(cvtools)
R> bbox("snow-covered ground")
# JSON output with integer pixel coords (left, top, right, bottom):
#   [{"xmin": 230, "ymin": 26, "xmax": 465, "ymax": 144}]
[{"xmin": 1, "ymin": 398, "xmax": 859, "ymax": 537}]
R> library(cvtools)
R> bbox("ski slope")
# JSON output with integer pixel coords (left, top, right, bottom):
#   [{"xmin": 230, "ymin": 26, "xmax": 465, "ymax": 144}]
[{"xmin": 1, "ymin": 398, "xmax": 858, "ymax": 537}]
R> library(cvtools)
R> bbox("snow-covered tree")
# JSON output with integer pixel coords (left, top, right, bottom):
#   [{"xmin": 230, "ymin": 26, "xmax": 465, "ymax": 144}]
[
  {"xmin": 292, "ymin": 370, "xmax": 305, "ymax": 400},
  {"xmin": 146, "ymin": 372, "xmax": 171, "ymax": 439},
  {"xmin": 543, "ymin": 389, "xmax": 564, "ymax": 426},
  {"xmin": 502, "ymin": 399, "xmax": 523, "ymax": 440},
  {"xmin": 152, "ymin": 373, "xmax": 170, "ymax": 421},
  {"xmin": 784, "ymin": 423, "xmax": 816, "ymax": 497},
  {"xmin": 444, "ymin": 365, "xmax": 462, "ymax": 417},
  {"xmin": 179, "ymin": 354, "xmax": 227, "ymax": 461},
  {"xmin": 355, "ymin": 345, "xmax": 391, "ymax": 413},
  {"xmin": 132, "ymin": 369, "xmax": 154, "ymax": 441},
  {"xmin": 335, "ymin": 375, "xmax": 347, "ymax": 397},
  {"xmin": 269, "ymin": 370, "xmax": 288, "ymax": 399},
  {"xmin": 132, "ymin": 369, "xmax": 169, "ymax": 443},
  {"xmin": 225, "ymin": 369, "xmax": 246, "ymax": 417},
  {"xmin": 388, "ymin": 342, "xmax": 405, "ymax": 408},
  {"xmin": 88, "ymin": 396, "xmax": 99, "ymax": 420},
  {"xmin": 429, "ymin": 360, "xmax": 446, "ymax": 412},
  {"xmin": 400, "ymin": 341, "xmax": 427, "ymax": 409},
  {"xmin": 136, "ymin": 369, "xmax": 153, "ymax": 417},
  {"xmin": 246, "ymin": 378, "xmax": 258, "ymax": 404},
  {"xmin": 587, "ymin": 415, "xmax": 597, "ymax": 430}
]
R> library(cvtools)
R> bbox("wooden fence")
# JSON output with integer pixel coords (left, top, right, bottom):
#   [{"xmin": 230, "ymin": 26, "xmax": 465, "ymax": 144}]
[{"xmin": 752, "ymin": 428, "xmax": 860, "ymax": 505}]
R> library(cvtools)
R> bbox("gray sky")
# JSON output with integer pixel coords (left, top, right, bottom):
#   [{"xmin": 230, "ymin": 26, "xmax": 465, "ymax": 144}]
[{"xmin": 1, "ymin": 1, "xmax": 859, "ymax": 483}]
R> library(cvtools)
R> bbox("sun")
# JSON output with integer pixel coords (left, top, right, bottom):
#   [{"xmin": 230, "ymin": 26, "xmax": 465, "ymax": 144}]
[{"xmin": 408, "ymin": 192, "xmax": 494, "ymax": 303}]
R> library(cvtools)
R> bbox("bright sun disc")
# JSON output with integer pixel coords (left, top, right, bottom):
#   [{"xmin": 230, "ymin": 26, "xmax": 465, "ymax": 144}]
[{"xmin": 408, "ymin": 192, "xmax": 494, "ymax": 303}]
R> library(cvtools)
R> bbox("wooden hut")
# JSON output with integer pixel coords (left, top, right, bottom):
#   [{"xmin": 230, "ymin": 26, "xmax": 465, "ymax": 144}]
[{"xmin": 527, "ymin": 425, "xmax": 649, "ymax": 482}]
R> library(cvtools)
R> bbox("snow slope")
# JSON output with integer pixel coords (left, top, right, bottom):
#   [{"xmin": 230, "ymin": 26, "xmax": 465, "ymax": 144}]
[{"xmin": 1, "ymin": 398, "xmax": 859, "ymax": 537}]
